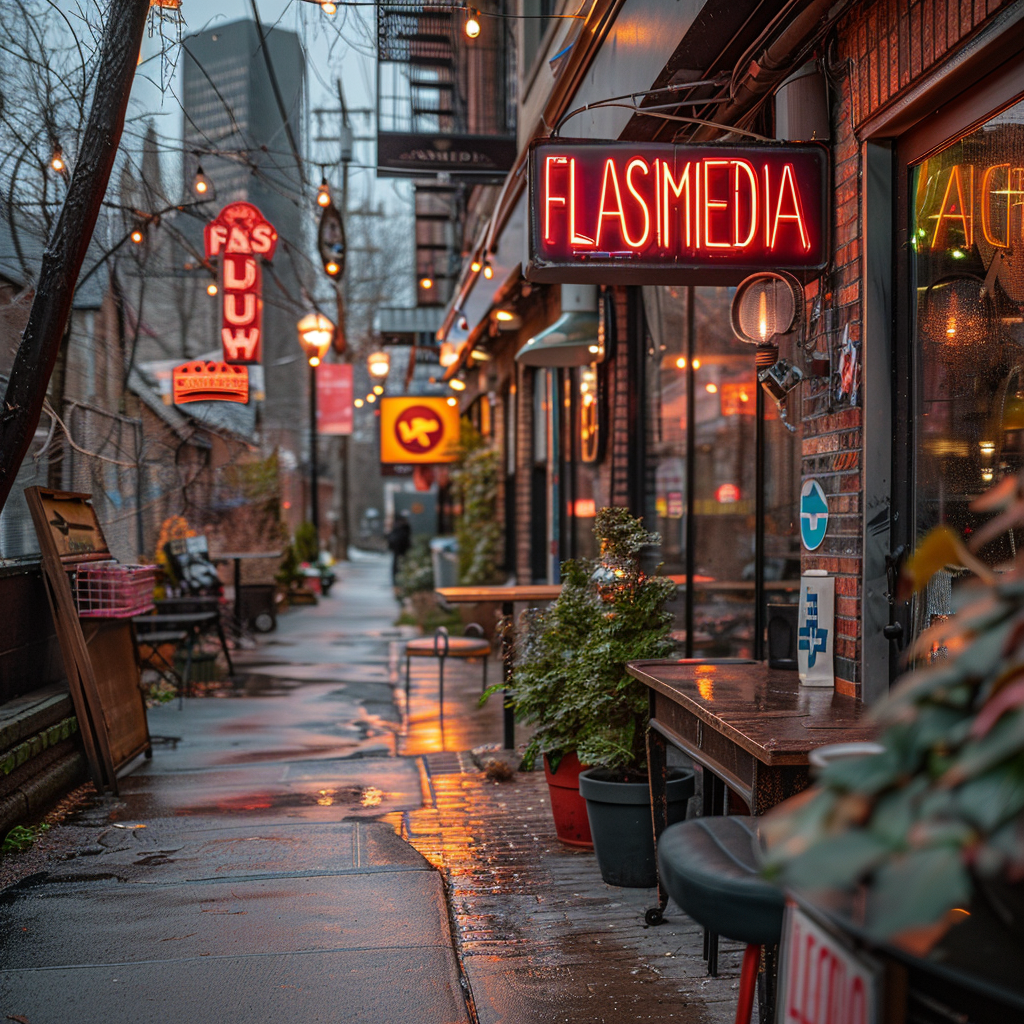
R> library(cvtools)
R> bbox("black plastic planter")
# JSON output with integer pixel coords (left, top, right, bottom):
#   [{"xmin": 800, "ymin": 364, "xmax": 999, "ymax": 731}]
[{"xmin": 579, "ymin": 767, "xmax": 695, "ymax": 888}]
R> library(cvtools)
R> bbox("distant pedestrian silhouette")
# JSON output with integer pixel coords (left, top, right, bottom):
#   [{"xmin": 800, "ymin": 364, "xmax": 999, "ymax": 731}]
[{"xmin": 387, "ymin": 513, "xmax": 412, "ymax": 585}]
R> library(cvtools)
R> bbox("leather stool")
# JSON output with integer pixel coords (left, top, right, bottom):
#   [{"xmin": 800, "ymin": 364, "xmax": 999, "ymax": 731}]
[
  {"xmin": 404, "ymin": 626, "xmax": 490, "ymax": 733},
  {"xmin": 657, "ymin": 816, "xmax": 784, "ymax": 1024}
]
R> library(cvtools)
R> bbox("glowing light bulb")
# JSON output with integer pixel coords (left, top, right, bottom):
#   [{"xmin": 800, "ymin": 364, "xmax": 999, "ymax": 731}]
[
  {"xmin": 675, "ymin": 356, "xmax": 686, "ymax": 369},
  {"xmin": 946, "ymin": 317, "xmax": 957, "ymax": 337},
  {"xmin": 193, "ymin": 165, "xmax": 211, "ymax": 196},
  {"xmin": 207, "ymin": 283, "xmax": 218, "ymax": 296},
  {"xmin": 588, "ymin": 344, "xmax": 600, "ymax": 354},
  {"xmin": 366, "ymin": 393, "xmax": 376, "ymax": 403},
  {"xmin": 464, "ymin": 9, "xmax": 481, "ymax": 38},
  {"xmin": 316, "ymin": 180, "xmax": 331, "ymax": 207},
  {"xmin": 326, "ymin": 261, "xmax": 340, "ymax": 276},
  {"xmin": 420, "ymin": 276, "xmax": 433, "ymax": 290},
  {"xmin": 449, "ymin": 378, "xmax": 467, "ymax": 391},
  {"xmin": 495, "ymin": 310, "xmax": 514, "ymax": 322},
  {"xmin": 470, "ymin": 259, "xmax": 482, "ymax": 273},
  {"xmin": 131, "ymin": 228, "xmax": 144, "ymax": 244},
  {"xmin": 447, "ymin": 396, "xmax": 458, "ymax": 407},
  {"xmin": 483, "ymin": 263, "xmax": 493, "ymax": 280},
  {"xmin": 354, "ymin": 398, "xmax": 364, "ymax": 408},
  {"xmin": 373, "ymin": 385, "xmax": 384, "ymax": 395},
  {"xmin": 309, "ymin": 356, "xmax": 321, "ymax": 367},
  {"xmin": 50, "ymin": 151, "xmax": 65, "ymax": 173},
  {"xmin": 321, "ymin": 0, "xmax": 336, "ymax": 12},
  {"xmin": 692, "ymin": 358, "xmax": 701, "ymax": 370},
  {"xmin": 705, "ymin": 382, "xmax": 718, "ymax": 394},
  {"xmin": 758, "ymin": 288, "xmax": 768, "ymax": 341}
]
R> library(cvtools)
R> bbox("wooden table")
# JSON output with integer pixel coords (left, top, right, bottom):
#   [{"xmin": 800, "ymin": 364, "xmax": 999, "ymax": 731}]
[
  {"xmin": 626, "ymin": 660, "xmax": 876, "ymax": 935},
  {"xmin": 435, "ymin": 585, "xmax": 563, "ymax": 747}
]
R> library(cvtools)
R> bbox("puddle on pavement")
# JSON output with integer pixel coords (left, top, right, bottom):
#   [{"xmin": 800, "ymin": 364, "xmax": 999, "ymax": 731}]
[{"xmin": 169, "ymin": 785, "xmax": 393, "ymax": 816}]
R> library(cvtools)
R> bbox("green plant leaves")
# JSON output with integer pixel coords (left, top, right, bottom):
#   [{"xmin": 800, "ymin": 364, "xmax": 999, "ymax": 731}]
[{"xmin": 865, "ymin": 847, "xmax": 970, "ymax": 940}]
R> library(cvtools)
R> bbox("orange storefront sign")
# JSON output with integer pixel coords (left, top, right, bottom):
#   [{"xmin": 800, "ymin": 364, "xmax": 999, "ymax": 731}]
[
  {"xmin": 172, "ymin": 361, "xmax": 249, "ymax": 405},
  {"xmin": 379, "ymin": 396, "xmax": 460, "ymax": 464}
]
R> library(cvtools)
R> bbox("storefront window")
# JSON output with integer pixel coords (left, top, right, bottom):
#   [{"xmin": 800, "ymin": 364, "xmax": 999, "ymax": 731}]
[
  {"xmin": 911, "ymin": 95, "xmax": 1024, "ymax": 626},
  {"xmin": 644, "ymin": 285, "xmax": 802, "ymax": 656}
]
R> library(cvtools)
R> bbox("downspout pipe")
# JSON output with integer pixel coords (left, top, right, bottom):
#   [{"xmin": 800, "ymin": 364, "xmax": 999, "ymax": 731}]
[{"xmin": 689, "ymin": 0, "xmax": 846, "ymax": 141}]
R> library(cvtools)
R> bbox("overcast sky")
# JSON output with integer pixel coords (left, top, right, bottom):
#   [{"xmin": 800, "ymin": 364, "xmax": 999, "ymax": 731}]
[{"xmin": 132, "ymin": 0, "xmax": 409, "ymax": 214}]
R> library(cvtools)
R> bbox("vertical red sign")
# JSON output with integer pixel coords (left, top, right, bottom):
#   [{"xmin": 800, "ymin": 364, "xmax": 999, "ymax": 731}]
[
  {"xmin": 316, "ymin": 364, "xmax": 354, "ymax": 435},
  {"xmin": 204, "ymin": 202, "xmax": 278, "ymax": 365}
]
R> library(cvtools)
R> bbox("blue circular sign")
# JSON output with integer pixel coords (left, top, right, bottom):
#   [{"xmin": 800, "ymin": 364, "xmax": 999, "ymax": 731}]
[{"xmin": 800, "ymin": 479, "xmax": 829, "ymax": 551}]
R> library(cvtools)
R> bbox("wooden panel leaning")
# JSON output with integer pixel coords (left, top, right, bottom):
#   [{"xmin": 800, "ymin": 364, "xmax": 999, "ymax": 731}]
[{"xmin": 25, "ymin": 487, "xmax": 152, "ymax": 793}]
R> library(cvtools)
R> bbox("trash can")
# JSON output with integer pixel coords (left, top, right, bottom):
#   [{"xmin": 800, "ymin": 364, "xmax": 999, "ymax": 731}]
[{"xmin": 430, "ymin": 537, "xmax": 460, "ymax": 589}]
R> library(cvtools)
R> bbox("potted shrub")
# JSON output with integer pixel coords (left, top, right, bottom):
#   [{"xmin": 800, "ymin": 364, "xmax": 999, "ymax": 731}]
[
  {"xmin": 497, "ymin": 508, "xmax": 694, "ymax": 879},
  {"xmin": 762, "ymin": 476, "xmax": 1024, "ymax": 954}
]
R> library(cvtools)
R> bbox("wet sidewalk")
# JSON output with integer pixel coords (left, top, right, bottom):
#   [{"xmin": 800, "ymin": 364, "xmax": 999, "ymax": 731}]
[{"xmin": 1, "ymin": 551, "xmax": 748, "ymax": 1023}]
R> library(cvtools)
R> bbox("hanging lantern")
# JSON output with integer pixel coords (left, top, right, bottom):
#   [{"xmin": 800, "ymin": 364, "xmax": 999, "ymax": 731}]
[
  {"xmin": 192, "ymin": 165, "xmax": 212, "ymax": 197},
  {"xmin": 919, "ymin": 274, "xmax": 993, "ymax": 351},
  {"xmin": 368, "ymin": 350, "xmax": 390, "ymax": 378},
  {"xmin": 731, "ymin": 271, "xmax": 803, "ymax": 365},
  {"xmin": 297, "ymin": 311, "xmax": 335, "ymax": 367}
]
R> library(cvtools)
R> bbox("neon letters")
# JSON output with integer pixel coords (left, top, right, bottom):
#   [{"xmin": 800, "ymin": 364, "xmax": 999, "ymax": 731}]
[
  {"xmin": 204, "ymin": 202, "xmax": 279, "ymax": 364},
  {"xmin": 528, "ymin": 141, "xmax": 827, "ymax": 282},
  {"xmin": 923, "ymin": 160, "xmax": 1024, "ymax": 250}
]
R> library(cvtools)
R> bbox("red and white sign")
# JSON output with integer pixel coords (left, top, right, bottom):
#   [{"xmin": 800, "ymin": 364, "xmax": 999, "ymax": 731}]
[
  {"xmin": 528, "ymin": 140, "xmax": 828, "ymax": 283},
  {"xmin": 172, "ymin": 361, "xmax": 249, "ymax": 405},
  {"xmin": 204, "ymin": 202, "xmax": 278, "ymax": 365},
  {"xmin": 316, "ymin": 363, "xmax": 353, "ymax": 435},
  {"xmin": 777, "ymin": 903, "xmax": 880, "ymax": 1024}
]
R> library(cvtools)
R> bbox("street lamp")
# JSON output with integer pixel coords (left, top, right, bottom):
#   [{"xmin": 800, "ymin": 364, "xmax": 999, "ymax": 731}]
[
  {"xmin": 367, "ymin": 350, "xmax": 390, "ymax": 378},
  {"xmin": 297, "ymin": 312, "xmax": 336, "ymax": 535}
]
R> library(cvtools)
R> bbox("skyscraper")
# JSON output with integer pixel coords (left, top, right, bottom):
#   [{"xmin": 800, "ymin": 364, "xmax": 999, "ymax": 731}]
[{"xmin": 181, "ymin": 19, "xmax": 307, "ymax": 453}]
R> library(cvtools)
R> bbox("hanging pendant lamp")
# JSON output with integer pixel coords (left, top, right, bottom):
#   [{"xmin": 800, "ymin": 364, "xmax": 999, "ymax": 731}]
[{"xmin": 515, "ymin": 284, "xmax": 602, "ymax": 367}]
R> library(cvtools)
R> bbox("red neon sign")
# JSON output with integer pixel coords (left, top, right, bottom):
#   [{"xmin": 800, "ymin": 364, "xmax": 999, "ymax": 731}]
[
  {"xmin": 528, "ymin": 140, "xmax": 827, "ymax": 283},
  {"xmin": 204, "ymin": 202, "xmax": 278, "ymax": 365},
  {"xmin": 172, "ymin": 361, "xmax": 249, "ymax": 405}
]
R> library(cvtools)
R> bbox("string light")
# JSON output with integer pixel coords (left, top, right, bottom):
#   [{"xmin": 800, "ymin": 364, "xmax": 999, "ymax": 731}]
[
  {"xmin": 447, "ymin": 396, "xmax": 458, "ymax": 407},
  {"xmin": 316, "ymin": 178, "xmax": 332, "ymax": 207},
  {"xmin": 366, "ymin": 393, "xmax": 377, "ymax": 403},
  {"xmin": 483, "ymin": 261, "xmax": 494, "ymax": 280},
  {"xmin": 50, "ymin": 147, "xmax": 65, "ymax": 173},
  {"xmin": 321, "ymin": 0, "xmax": 337, "ymax": 12},
  {"xmin": 354, "ymin": 398, "xmax": 364, "ymax": 408},
  {"xmin": 325, "ymin": 260, "xmax": 340, "ymax": 276},
  {"xmin": 449, "ymin": 378, "xmax": 467, "ymax": 391},
  {"xmin": 470, "ymin": 258, "xmax": 482, "ymax": 273},
  {"xmin": 130, "ymin": 227, "xmax": 144, "ymax": 244},
  {"xmin": 207, "ymin": 282, "xmax": 218, "ymax": 296},
  {"xmin": 373, "ymin": 385, "xmax": 384, "ymax": 395},
  {"xmin": 192, "ymin": 165, "xmax": 211, "ymax": 196},
  {"xmin": 420, "ymin": 276, "xmax": 433, "ymax": 290},
  {"xmin": 464, "ymin": 8, "xmax": 481, "ymax": 37}
]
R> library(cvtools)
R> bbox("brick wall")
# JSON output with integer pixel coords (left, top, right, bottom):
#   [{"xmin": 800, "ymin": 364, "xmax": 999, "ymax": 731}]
[
  {"xmin": 608, "ymin": 286, "xmax": 633, "ymax": 509},
  {"xmin": 799, "ymin": 0, "xmax": 1016, "ymax": 695}
]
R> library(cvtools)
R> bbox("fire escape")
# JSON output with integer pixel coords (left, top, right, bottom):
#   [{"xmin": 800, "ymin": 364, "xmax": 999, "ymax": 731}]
[{"xmin": 377, "ymin": 2, "xmax": 516, "ymax": 306}]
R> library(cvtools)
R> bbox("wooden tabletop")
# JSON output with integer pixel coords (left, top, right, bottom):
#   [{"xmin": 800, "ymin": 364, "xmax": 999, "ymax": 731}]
[
  {"xmin": 133, "ymin": 611, "xmax": 219, "ymax": 627},
  {"xmin": 436, "ymin": 585, "xmax": 563, "ymax": 603},
  {"xmin": 211, "ymin": 551, "xmax": 283, "ymax": 560},
  {"xmin": 627, "ymin": 660, "xmax": 876, "ymax": 767}
]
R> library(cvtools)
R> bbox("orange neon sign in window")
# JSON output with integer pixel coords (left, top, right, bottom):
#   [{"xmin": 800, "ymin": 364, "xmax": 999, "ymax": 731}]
[
  {"xmin": 922, "ymin": 160, "xmax": 1024, "ymax": 252},
  {"xmin": 528, "ymin": 140, "xmax": 827, "ymax": 283},
  {"xmin": 204, "ymin": 201, "xmax": 278, "ymax": 365}
]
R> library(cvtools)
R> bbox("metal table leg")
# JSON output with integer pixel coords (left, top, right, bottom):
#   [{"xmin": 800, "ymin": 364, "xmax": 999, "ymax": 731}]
[
  {"xmin": 644, "ymin": 707, "xmax": 670, "ymax": 926},
  {"xmin": 501, "ymin": 599, "xmax": 515, "ymax": 750}
]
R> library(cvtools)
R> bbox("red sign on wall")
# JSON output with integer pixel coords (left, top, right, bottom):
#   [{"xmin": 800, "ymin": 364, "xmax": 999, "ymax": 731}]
[
  {"xmin": 316, "ymin": 363, "xmax": 354, "ymax": 435},
  {"xmin": 527, "ymin": 140, "xmax": 828, "ymax": 284},
  {"xmin": 204, "ymin": 202, "xmax": 278, "ymax": 365}
]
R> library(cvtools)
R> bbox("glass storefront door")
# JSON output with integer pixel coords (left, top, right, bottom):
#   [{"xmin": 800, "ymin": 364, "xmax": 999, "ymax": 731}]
[{"xmin": 908, "ymin": 94, "xmax": 1024, "ymax": 635}]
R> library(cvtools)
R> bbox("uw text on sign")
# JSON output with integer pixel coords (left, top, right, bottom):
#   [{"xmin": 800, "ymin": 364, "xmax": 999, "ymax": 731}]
[{"xmin": 527, "ymin": 140, "xmax": 828, "ymax": 283}]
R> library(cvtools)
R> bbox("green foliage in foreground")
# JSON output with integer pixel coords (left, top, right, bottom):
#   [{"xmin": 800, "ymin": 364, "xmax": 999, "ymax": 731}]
[{"xmin": 487, "ymin": 508, "xmax": 676, "ymax": 773}]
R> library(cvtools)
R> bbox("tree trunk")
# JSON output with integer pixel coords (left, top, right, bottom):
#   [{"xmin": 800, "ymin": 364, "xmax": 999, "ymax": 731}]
[{"xmin": 0, "ymin": 0, "xmax": 150, "ymax": 515}]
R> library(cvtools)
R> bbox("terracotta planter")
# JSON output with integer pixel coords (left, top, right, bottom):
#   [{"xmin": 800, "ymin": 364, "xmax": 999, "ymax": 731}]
[{"xmin": 543, "ymin": 752, "xmax": 593, "ymax": 848}]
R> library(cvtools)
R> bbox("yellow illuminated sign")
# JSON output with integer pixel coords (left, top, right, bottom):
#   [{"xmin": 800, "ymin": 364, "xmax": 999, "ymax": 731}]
[{"xmin": 379, "ymin": 396, "xmax": 461, "ymax": 464}]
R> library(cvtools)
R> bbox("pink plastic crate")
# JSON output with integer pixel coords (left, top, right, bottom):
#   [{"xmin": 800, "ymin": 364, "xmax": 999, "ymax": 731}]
[{"xmin": 72, "ymin": 561, "xmax": 157, "ymax": 618}]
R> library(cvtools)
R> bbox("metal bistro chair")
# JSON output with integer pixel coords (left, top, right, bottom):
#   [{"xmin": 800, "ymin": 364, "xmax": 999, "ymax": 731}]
[{"xmin": 404, "ymin": 625, "xmax": 490, "ymax": 732}]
